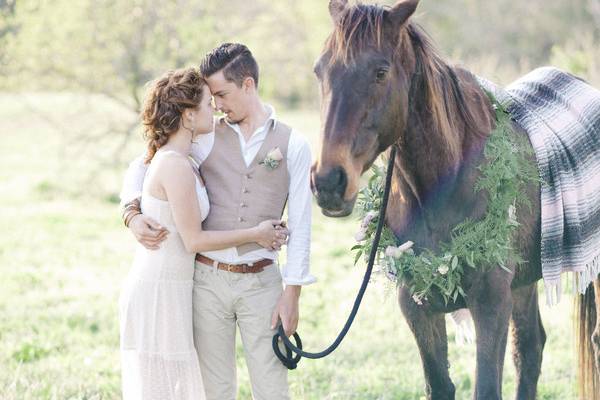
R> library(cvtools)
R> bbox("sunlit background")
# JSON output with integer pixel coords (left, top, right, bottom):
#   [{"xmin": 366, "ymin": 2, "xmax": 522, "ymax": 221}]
[{"xmin": 2, "ymin": 0, "xmax": 599, "ymax": 398}]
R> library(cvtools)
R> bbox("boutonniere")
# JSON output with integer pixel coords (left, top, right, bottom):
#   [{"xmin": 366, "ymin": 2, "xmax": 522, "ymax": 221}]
[{"xmin": 259, "ymin": 147, "xmax": 283, "ymax": 170}]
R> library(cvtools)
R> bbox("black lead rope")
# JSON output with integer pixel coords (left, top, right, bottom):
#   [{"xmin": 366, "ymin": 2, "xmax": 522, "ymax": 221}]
[{"xmin": 272, "ymin": 144, "xmax": 398, "ymax": 370}]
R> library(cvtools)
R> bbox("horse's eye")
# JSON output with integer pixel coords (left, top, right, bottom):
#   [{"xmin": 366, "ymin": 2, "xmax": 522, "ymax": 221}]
[{"xmin": 375, "ymin": 68, "xmax": 388, "ymax": 83}]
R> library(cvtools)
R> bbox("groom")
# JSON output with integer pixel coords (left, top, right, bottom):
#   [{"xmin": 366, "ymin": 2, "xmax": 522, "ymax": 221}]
[{"xmin": 119, "ymin": 43, "xmax": 315, "ymax": 399}]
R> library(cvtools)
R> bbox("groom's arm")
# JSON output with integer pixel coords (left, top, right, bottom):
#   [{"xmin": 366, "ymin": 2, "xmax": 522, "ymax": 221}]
[
  {"xmin": 120, "ymin": 155, "xmax": 147, "ymax": 207},
  {"xmin": 271, "ymin": 131, "xmax": 316, "ymax": 337}
]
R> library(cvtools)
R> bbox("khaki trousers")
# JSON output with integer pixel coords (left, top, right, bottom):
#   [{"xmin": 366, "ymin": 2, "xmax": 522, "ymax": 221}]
[{"xmin": 192, "ymin": 261, "xmax": 289, "ymax": 400}]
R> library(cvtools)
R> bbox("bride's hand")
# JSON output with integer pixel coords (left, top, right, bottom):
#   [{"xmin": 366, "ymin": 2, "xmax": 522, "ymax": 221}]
[{"xmin": 254, "ymin": 220, "xmax": 289, "ymax": 251}]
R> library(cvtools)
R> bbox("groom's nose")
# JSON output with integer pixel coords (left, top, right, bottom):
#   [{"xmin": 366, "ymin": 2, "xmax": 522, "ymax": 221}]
[{"xmin": 214, "ymin": 98, "xmax": 224, "ymax": 112}]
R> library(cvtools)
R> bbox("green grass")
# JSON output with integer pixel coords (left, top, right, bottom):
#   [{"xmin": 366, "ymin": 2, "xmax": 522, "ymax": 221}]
[{"xmin": 0, "ymin": 92, "xmax": 580, "ymax": 399}]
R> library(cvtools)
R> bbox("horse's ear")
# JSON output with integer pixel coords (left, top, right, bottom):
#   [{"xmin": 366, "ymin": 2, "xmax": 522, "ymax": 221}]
[
  {"xmin": 388, "ymin": 0, "xmax": 419, "ymax": 27},
  {"xmin": 329, "ymin": 0, "xmax": 349, "ymax": 24}
]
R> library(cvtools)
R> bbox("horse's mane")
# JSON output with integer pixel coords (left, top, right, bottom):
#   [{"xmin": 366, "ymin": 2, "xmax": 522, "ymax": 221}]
[
  {"xmin": 326, "ymin": 4, "xmax": 386, "ymax": 65},
  {"xmin": 324, "ymin": 3, "xmax": 488, "ymax": 170}
]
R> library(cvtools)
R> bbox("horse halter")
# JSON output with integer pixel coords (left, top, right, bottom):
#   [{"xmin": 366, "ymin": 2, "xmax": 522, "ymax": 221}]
[{"xmin": 272, "ymin": 144, "xmax": 399, "ymax": 369}]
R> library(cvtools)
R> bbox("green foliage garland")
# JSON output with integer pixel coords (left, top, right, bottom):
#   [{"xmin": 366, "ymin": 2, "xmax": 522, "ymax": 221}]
[{"xmin": 352, "ymin": 94, "xmax": 539, "ymax": 304}]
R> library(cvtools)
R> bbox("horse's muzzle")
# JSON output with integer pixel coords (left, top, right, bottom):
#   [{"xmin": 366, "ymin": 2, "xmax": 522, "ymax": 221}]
[
  {"xmin": 312, "ymin": 165, "xmax": 356, "ymax": 217},
  {"xmin": 320, "ymin": 200, "xmax": 355, "ymax": 217}
]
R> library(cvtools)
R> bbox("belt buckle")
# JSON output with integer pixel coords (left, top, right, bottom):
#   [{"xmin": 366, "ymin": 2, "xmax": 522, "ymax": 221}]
[
  {"xmin": 227, "ymin": 263, "xmax": 234, "ymax": 272},
  {"xmin": 242, "ymin": 265, "xmax": 247, "ymax": 273}
]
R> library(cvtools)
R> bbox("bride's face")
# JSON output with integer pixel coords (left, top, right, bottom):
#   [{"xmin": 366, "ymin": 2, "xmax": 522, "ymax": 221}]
[{"xmin": 191, "ymin": 88, "xmax": 215, "ymax": 137}]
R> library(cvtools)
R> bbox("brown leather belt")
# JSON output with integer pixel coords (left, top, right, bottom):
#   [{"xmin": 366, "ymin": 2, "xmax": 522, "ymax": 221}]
[{"xmin": 195, "ymin": 254, "xmax": 273, "ymax": 273}]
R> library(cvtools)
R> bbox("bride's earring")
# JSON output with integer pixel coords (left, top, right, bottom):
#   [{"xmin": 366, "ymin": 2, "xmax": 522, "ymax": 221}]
[
  {"xmin": 183, "ymin": 113, "xmax": 195, "ymax": 137},
  {"xmin": 190, "ymin": 116, "xmax": 197, "ymax": 141}
]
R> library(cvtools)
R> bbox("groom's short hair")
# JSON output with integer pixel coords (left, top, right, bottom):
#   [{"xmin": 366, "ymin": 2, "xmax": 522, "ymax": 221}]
[{"xmin": 200, "ymin": 43, "xmax": 259, "ymax": 88}]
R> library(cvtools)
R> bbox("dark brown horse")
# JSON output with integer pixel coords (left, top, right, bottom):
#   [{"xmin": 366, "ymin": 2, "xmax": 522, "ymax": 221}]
[{"xmin": 311, "ymin": 1, "xmax": 600, "ymax": 399}]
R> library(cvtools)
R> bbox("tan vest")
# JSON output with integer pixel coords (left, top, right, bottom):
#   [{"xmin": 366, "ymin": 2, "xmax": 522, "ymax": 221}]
[{"xmin": 200, "ymin": 118, "xmax": 292, "ymax": 255}]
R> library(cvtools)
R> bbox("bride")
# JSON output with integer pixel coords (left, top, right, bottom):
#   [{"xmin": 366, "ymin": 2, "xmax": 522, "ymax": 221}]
[{"xmin": 119, "ymin": 67, "xmax": 287, "ymax": 400}]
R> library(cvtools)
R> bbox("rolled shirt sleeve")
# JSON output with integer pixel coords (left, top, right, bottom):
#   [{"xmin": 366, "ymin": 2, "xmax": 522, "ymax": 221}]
[
  {"xmin": 119, "ymin": 155, "xmax": 148, "ymax": 207},
  {"xmin": 281, "ymin": 131, "xmax": 316, "ymax": 286}
]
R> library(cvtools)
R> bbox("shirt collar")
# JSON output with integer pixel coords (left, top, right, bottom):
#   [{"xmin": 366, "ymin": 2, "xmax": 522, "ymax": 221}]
[{"xmin": 222, "ymin": 104, "xmax": 278, "ymax": 132}]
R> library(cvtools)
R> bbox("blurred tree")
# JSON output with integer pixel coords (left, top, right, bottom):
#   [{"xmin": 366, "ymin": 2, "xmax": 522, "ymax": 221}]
[
  {"xmin": 547, "ymin": 0, "xmax": 600, "ymax": 86},
  {"xmin": 0, "ymin": 0, "xmax": 17, "ymax": 71},
  {"xmin": 0, "ymin": 0, "xmax": 330, "ymax": 108},
  {"xmin": 2, "ymin": 0, "xmax": 600, "ymax": 110},
  {"xmin": 3, "ymin": 0, "xmax": 599, "ymax": 194}
]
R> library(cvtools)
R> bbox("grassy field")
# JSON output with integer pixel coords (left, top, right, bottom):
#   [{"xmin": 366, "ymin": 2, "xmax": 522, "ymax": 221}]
[{"xmin": 0, "ymin": 92, "xmax": 581, "ymax": 399}]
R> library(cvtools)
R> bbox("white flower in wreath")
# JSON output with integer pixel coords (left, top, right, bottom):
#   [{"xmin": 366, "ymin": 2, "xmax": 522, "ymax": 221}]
[
  {"xmin": 398, "ymin": 241, "xmax": 414, "ymax": 252},
  {"xmin": 385, "ymin": 246, "xmax": 399, "ymax": 258},
  {"xmin": 412, "ymin": 294, "xmax": 424, "ymax": 306},
  {"xmin": 437, "ymin": 264, "xmax": 449, "ymax": 275},
  {"xmin": 259, "ymin": 147, "xmax": 284, "ymax": 170},
  {"xmin": 507, "ymin": 203, "xmax": 519, "ymax": 226},
  {"xmin": 361, "ymin": 210, "xmax": 378, "ymax": 228},
  {"xmin": 354, "ymin": 227, "xmax": 367, "ymax": 242},
  {"xmin": 385, "ymin": 241, "xmax": 414, "ymax": 258}
]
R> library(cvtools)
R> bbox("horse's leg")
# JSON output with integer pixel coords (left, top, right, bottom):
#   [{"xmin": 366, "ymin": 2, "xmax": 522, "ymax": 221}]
[
  {"xmin": 467, "ymin": 268, "xmax": 513, "ymax": 400},
  {"xmin": 592, "ymin": 277, "xmax": 600, "ymax": 394},
  {"xmin": 497, "ymin": 324, "xmax": 509, "ymax": 391},
  {"xmin": 398, "ymin": 286, "xmax": 455, "ymax": 400},
  {"xmin": 509, "ymin": 283, "xmax": 545, "ymax": 400}
]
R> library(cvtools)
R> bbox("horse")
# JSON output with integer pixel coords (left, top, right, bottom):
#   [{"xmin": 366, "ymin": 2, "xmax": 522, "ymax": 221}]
[{"xmin": 310, "ymin": 0, "xmax": 600, "ymax": 399}]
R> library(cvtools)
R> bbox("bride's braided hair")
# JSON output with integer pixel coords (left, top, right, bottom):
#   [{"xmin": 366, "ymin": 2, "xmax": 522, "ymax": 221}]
[{"xmin": 141, "ymin": 67, "xmax": 206, "ymax": 163}]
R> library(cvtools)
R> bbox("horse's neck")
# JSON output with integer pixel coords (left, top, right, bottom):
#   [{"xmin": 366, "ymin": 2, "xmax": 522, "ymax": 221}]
[
  {"xmin": 388, "ymin": 64, "xmax": 495, "ymax": 245},
  {"xmin": 406, "ymin": 61, "xmax": 494, "ymax": 194}
]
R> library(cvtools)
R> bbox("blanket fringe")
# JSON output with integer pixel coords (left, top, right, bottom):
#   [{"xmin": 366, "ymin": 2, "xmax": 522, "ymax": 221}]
[{"xmin": 545, "ymin": 254, "xmax": 600, "ymax": 306}]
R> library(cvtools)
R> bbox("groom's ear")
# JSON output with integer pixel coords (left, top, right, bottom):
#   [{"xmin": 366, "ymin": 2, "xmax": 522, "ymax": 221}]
[{"xmin": 242, "ymin": 76, "xmax": 256, "ymax": 92}]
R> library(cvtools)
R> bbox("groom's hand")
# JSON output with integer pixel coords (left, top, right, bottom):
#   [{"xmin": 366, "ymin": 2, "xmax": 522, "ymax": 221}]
[
  {"xmin": 129, "ymin": 214, "xmax": 169, "ymax": 250},
  {"xmin": 271, "ymin": 285, "xmax": 301, "ymax": 337}
]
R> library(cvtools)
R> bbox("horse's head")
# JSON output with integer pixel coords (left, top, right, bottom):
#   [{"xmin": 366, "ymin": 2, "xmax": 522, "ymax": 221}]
[{"xmin": 312, "ymin": 0, "xmax": 420, "ymax": 217}]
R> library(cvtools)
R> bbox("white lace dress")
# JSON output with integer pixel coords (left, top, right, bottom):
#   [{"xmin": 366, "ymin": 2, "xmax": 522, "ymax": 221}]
[{"xmin": 119, "ymin": 168, "xmax": 209, "ymax": 400}]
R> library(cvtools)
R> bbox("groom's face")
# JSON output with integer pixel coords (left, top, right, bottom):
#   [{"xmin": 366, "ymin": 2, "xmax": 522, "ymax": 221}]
[{"xmin": 206, "ymin": 70, "xmax": 250, "ymax": 124}]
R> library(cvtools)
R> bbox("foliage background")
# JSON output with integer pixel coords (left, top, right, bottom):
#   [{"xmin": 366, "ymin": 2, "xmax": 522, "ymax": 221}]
[{"xmin": 2, "ymin": 0, "xmax": 599, "ymax": 398}]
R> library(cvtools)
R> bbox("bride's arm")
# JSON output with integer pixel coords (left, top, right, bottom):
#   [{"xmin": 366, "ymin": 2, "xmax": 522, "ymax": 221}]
[{"xmin": 158, "ymin": 154, "xmax": 286, "ymax": 253}]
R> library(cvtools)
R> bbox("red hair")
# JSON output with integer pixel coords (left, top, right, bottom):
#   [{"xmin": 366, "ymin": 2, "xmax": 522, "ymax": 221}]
[{"xmin": 141, "ymin": 67, "xmax": 206, "ymax": 163}]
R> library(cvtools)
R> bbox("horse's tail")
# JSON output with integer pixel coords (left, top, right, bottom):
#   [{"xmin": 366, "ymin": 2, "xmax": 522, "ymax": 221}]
[{"xmin": 575, "ymin": 280, "xmax": 599, "ymax": 400}]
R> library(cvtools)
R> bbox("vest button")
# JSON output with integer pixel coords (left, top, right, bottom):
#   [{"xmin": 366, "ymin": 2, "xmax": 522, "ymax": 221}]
[
  {"xmin": 243, "ymin": 188, "xmax": 249, "ymax": 194},
  {"xmin": 246, "ymin": 174, "xmax": 252, "ymax": 179},
  {"xmin": 239, "ymin": 217, "xmax": 245, "ymax": 222},
  {"xmin": 240, "ymin": 203, "xmax": 247, "ymax": 208}
]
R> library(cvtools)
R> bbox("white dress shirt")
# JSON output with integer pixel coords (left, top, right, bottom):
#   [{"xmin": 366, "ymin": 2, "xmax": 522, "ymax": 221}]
[{"xmin": 120, "ymin": 105, "xmax": 316, "ymax": 286}]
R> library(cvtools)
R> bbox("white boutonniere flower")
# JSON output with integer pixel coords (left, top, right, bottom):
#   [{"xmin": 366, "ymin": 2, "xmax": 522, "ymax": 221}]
[{"xmin": 259, "ymin": 147, "xmax": 284, "ymax": 170}]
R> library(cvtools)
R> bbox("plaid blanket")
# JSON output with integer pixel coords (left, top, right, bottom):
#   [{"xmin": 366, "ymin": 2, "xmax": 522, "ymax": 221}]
[{"xmin": 479, "ymin": 67, "xmax": 600, "ymax": 305}]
